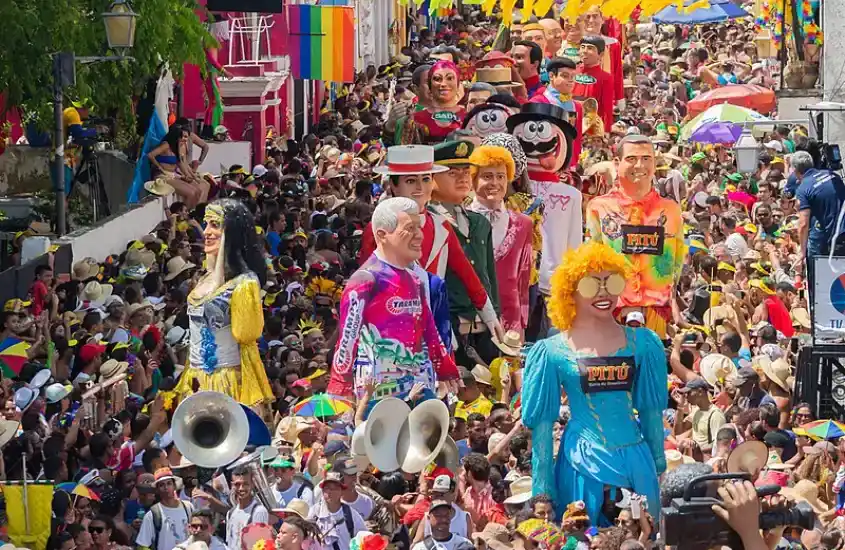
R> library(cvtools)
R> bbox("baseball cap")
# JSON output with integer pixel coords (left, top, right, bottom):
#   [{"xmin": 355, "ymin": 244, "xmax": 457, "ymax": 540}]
[
  {"xmin": 431, "ymin": 474, "xmax": 452, "ymax": 493},
  {"xmin": 332, "ymin": 455, "xmax": 359, "ymax": 476},
  {"xmin": 136, "ymin": 473, "xmax": 157, "ymax": 494},
  {"xmin": 763, "ymin": 140, "xmax": 784, "ymax": 153},
  {"xmin": 79, "ymin": 343, "xmax": 106, "ymax": 364},
  {"xmin": 625, "ymin": 311, "xmax": 645, "ymax": 326},
  {"xmin": 678, "ymin": 377, "xmax": 712, "ymax": 393},
  {"xmin": 324, "ymin": 440, "xmax": 349, "ymax": 458},
  {"xmin": 430, "ymin": 499, "xmax": 451, "ymax": 512},
  {"xmin": 735, "ymin": 366, "xmax": 759, "ymax": 384},
  {"xmin": 252, "ymin": 165, "xmax": 269, "ymax": 178},
  {"xmin": 691, "ymin": 152, "xmax": 707, "ymax": 164},
  {"xmin": 693, "ymin": 191, "xmax": 710, "ymax": 208},
  {"xmin": 320, "ymin": 471, "xmax": 345, "ymax": 488}
]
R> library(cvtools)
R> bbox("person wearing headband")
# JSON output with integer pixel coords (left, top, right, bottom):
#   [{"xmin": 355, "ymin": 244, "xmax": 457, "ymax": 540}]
[
  {"xmin": 175, "ymin": 199, "xmax": 273, "ymax": 406},
  {"xmin": 522, "ymin": 241, "xmax": 667, "ymax": 524}
]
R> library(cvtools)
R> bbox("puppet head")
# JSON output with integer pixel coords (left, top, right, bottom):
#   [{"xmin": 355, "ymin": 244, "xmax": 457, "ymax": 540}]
[
  {"xmin": 481, "ymin": 133, "xmax": 527, "ymax": 183},
  {"xmin": 548, "ymin": 241, "xmax": 631, "ymax": 332},
  {"xmin": 505, "ymin": 102, "xmax": 576, "ymax": 173},
  {"xmin": 203, "ymin": 199, "xmax": 267, "ymax": 285},
  {"xmin": 428, "ymin": 60, "xmax": 462, "ymax": 109},
  {"xmin": 432, "ymin": 140, "xmax": 476, "ymax": 204},
  {"xmin": 371, "ymin": 197, "xmax": 425, "ymax": 268},
  {"xmin": 583, "ymin": 5, "xmax": 605, "ymax": 36},
  {"xmin": 469, "ymin": 145, "xmax": 515, "ymax": 208},
  {"xmin": 462, "ymin": 103, "xmax": 513, "ymax": 143}
]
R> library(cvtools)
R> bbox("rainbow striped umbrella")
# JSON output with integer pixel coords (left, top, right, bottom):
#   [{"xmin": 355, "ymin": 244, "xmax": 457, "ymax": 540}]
[
  {"xmin": 292, "ymin": 394, "xmax": 353, "ymax": 418},
  {"xmin": 799, "ymin": 420, "xmax": 845, "ymax": 440},
  {"xmin": 72, "ymin": 483, "xmax": 100, "ymax": 502},
  {"xmin": 0, "ymin": 337, "xmax": 30, "ymax": 378}
]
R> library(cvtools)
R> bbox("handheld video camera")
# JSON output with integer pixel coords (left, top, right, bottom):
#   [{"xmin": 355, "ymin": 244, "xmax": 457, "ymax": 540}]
[{"xmin": 661, "ymin": 473, "xmax": 815, "ymax": 550}]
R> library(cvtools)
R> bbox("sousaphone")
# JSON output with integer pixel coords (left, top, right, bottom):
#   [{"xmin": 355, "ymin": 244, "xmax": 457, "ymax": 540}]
[{"xmin": 172, "ymin": 391, "xmax": 250, "ymax": 468}]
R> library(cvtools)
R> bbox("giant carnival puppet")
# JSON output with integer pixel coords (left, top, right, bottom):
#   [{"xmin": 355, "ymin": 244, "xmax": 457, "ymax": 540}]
[
  {"xmin": 466, "ymin": 145, "xmax": 533, "ymax": 336},
  {"xmin": 407, "ymin": 60, "xmax": 466, "ymax": 145},
  {"xmin": 328, "ymin": 197, "xmax": 459, "ymax": 405},
  {"xmin": 582, "ymin": 6, "xmax": 624, "ymax": 107},
  {"xmin": 356, "ymin": 145, "xmax": 499, "ymax": 352},
  {"xmin": 430, "ymin": 140, "xmax": 505, "ymax": 363},
  {"xmin": 522, "ymin": 241, "xmax": 668, "ymax": 523},
  {"xmin": 585, "ymin": 134, "xmax": 684, "ymax": 338},
  {"xmin": 506, "ymin": 101, "xmax": 582, "ymax": 337},
  {"xmin": 175, "ymin": 199, "xmax": 273, "ymax": 406}
]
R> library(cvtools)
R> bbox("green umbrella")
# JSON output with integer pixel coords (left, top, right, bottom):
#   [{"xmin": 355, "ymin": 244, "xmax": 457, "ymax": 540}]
[{"xmin": 679, "ymin": 104, "xmax": 770, "ymax": 142}]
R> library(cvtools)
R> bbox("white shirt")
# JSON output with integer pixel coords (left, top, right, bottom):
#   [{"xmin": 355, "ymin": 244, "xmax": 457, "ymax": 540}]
[
  {"xmin": 309, "ymin": 500, "xmax": 366, "ymax": 550},
  {"xmin": 422, "ymin": 503, "xmax": 469, "ymax": 538},
  {"xmin": 226, "ymin": 499, "xmax": 269, "ymax": 550},
  {"xmin": 176, "ymin": 535, "xmax": 230, "ymax": 550},
  {"xmin": 530, "ymin": 177, "xmax": 583, "ymax": 293},
  {"xmin": 725, "ymin": 232, "xmax": 749, "ymax": 260},
  {"xmin": 311, "ymin": 486, "xmax": 375, "ymax": 520},
  {"xmin": 273, "ymin": 480, "xmax": 315, "ymax": 508},
  {"xmin": 411, "ymin": 534, "xmax": 473, "ymax": 550},
  {"xmin": 136, "ymin": 501, "xmax": 192, "ymax": 550},
  {"xmin": 467, "ymin": 199, "xmax": 509, "ymax": 250}
]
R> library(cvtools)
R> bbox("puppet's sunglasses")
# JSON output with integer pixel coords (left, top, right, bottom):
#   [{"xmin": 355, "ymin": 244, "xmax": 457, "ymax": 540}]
[{"xmin": 576, "ymin": 273, "xmax": 626, "ymax": 299}]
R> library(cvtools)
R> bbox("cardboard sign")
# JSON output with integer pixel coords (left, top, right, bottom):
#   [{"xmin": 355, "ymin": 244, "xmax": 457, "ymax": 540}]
[
  {"xmin": 621, "ymin": 224, "xmax": 665, "ymax": 255},
  {"xmin": 578, "ymin": 356, "xmax": 636, "ymax": 394}
]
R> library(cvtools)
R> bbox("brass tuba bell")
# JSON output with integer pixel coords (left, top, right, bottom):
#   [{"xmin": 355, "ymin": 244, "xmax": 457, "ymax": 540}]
[
  {"xmin": 434, "ymin": 436, "xmax": 460, "ymax": 475},
  {"xmin": 172, "ymin": 391, "xmax": 250, "ymax": 468}
]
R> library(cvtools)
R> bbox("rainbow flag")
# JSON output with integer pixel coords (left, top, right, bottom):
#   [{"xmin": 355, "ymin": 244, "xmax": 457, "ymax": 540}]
[{"xmin": 288, "ymin": 5, "xmax": 355, "ymax": 83}]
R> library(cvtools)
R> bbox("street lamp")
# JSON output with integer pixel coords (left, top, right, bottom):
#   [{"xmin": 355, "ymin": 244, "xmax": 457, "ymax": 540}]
[
  {"xmin": 734, "ymin": 128, "xmax": 760, "ymax": 174},
  {"xmin": 102, "ymin": 0, "xmax": 138, "ymax": 50},
  {"xmin": 53, "ymin": 1, "xmax": 137, "ymax": 236}
]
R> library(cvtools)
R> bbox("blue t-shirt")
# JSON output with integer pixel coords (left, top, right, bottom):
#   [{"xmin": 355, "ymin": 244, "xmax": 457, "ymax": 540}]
[
  {"xmin": 796, "ymin": 168, "xmax": 845, "ymax": 255},
  {"xmin": 266, "ymin": 231, "xmax": 282, "ymax": 256}
]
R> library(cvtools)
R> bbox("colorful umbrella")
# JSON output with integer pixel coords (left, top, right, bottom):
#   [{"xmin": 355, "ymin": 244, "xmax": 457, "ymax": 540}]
[
  {"xmin": 72, "ymin": 484, "xmax": 100, "ymax": 502},
  {"xmin": 680, "ymin": 104, "xmax": 770, "ymax": 143},
  {"xmin": 54, "ymin": 482, "xmax": 77, "ymax": 493},
  {"xmin": 653, "ymin": 0, "xmax": 750, "ymax": 24},
  {"xmin": 292, "ymin": 394, "xmax": 354, "ymax": 418},
  {"xmin": 0, "ymin": 337, "xmax": 31, "ymax": 379},
  {"xmin": 687, "ymin": 84, "xmax": 777, "ymax": 118},
  {"xmin": 799, "ymin": 419, "xmax": 845, "ymax": 440}
]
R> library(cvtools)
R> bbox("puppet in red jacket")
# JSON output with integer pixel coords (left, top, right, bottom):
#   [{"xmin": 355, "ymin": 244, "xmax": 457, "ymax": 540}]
[
  {"xmin": 572, "ymin": 36, "xmax": 615, "ymax": 132},
  {"xmin": 583, "ymin": 6, "xmax": 625, "ymax": 106},
  {"xmin": 505, "ymin": 101, "xmax": 583, "ymax": 311},
  {"xmin": 411, "ymin": 60, "xmax": 466, "ymax": 144}
]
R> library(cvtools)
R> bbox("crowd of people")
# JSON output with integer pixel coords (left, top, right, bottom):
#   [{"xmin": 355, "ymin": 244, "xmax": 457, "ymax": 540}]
[{"xmin": 1, "ymin": 3, "xmax": 842, "ymax": 550}]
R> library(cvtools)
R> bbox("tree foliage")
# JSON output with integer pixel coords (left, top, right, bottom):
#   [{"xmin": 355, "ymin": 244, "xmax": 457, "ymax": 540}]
[{"xmin": 0, "ymin": 0, "xmax": 211, "ymax": 128}]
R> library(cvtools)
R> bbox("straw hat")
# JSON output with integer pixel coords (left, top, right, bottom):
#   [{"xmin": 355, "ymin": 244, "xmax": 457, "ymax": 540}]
[
  {"xmin": 144, "ymin": 178, "xmax": 175, "ymax": 197},
  {"xmin": 81, "ymin": 281, "xmax": 113, "ymax": 304},
  {"xmin": 727, "ymin": 440, "xmax": 768, "ymax": 477},
  {"xmin": 164, "ymin": 256, "xmax": 196, "ymax": 282},
  {"xmin": 699, "ymin": 353, "xmax": 736, "ymax": 388},
  {"xmin": 503, "ymin": 476, "xmax": 532, "ymax": 504},
  {"xmin": 665, "ymin": 449, "xmax": 695, "ymax": 471},
  {"xmin": 791, "ymin": 307, "xmax": 811, "ymax": 329},
  {"xmin": 760, "ymin": 357, "xmax": 792, "ymax": 393},
  {"xmin": 278, "ymin": 498, "xmax": 309, "ymax": 519},
  {"xmin": 494, "ymin": 330, "xmax": 523, "ymax": 356},
  {"xmin": 472, "ymin": 523, "xmax": 514, "ymax": 550},
  {"xmin": 73, "ymin": 260, "xmax": 100, "ymax": 281},
  {"xmin": 781, "ymin": 480, "xmax": 830, "ymax": 515},
  {"xmin": 0, "ymin": 419, "xmax": 20, "ymax": 450},
  {"xmin": 126, "ymin": 301, "xmax": 154, "ymax": 319},
  {"xmin": 471, "ymin": 364, "xmax": 493, "ymax": 387},
  {"xmin": 100, "ymin": 359, "xmax": 129, "ymax": 380},
  {"xmin": 125, "ymin": 247, "xmax": 156, "ymax": 270}
]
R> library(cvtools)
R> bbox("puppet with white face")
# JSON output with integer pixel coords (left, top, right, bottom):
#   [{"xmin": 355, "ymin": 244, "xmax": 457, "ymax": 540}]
[
  {"xmin": 462, "ymin": 103, "xmax": 513, "ymax": 144},
  {"xmin": 505, "ymin": 101, "xmax": 583, "ymax": 316}
]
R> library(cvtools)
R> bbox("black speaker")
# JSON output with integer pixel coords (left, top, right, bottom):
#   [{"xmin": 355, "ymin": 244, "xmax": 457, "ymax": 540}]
[{"xmin": 207, "ymin": 0, "xmax": 283, "ymax": 12}]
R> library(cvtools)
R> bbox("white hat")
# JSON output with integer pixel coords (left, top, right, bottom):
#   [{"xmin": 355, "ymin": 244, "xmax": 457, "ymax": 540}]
[
  {"xmin": 45, "ymin": 382, "xmax": 72, "ymax": 404},
  {"xmin": 252, "ymin": 164, "xmax": 269, "ymax": 178},
  {"xmin": 625, "ymin": 311, "xmax": 645, "ymax": 326},
  {"xmin": 144, "ymin": 178, "xmax": 175, "ymax": 197},
  {"xmin": 30, "ymin": 368, "xmax": 52, "ymax": 390},
  {"xmin": 373, "ymin": 145, "xmax": 449, "ymax": 176},
  {"xmin": 699, "ymin": 353, "xmax": 737, "ymax": 387},
  {"xmin": 166, "ymin": 326, "xmax": 189, "ymax": 350},
  {"xmin": 103, "ymin": 295, "xmax": 124, "ymax": 309},
  {"xmin": 764, "ymin": 140, "xmax": 784, "ymax": 153},
  {"xmin": 504, "ymin": 476, "xmax": 532, "ymax": 504},
  {"xmin": 693, "ymin": 191, "xmax": 710, "ymax": 208},
  {"xmin": 0, "ymin": 420, "xmax": 20, "ymax": 450},
  {"xmin": 14, "ymin": 387, "xmax": 37, "ymax": 413},
  {"xmin": 213, "ymin": 125, "xmax": 228, "ymax": 136},
  {"xmin": 431, "ymin": 474, "xmax": 452, "ymax": 493},
  {"xmin": 81, "ymin": 281, "xmax": 113, "ymax": 304},
  {"xmin": 164, "ymin": 256, "xmax": 196, "ymax": 282}
]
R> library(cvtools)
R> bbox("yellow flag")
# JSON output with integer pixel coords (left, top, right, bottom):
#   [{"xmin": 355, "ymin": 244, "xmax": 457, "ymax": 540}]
[
  {"xmin": 534, "ymin": 0, "xmax": 555, "ymax": 16},
  {"xmin": 482, "ymin": 0, "xmax": 498, "ymax": 15},
  {"xmin": 683, "ymin": 0, "xmax": 710, "ymax": 13},
  {"xmin": 5, "ymin": 483, "xmax": 54, "ymax": 550},
  {"xmin": 521, "ymin": 0, "xmax": 536, "ymax": 21},
  {"xmin": 502, "ymin": 0, "xmax": 518, "ymax": 25}
]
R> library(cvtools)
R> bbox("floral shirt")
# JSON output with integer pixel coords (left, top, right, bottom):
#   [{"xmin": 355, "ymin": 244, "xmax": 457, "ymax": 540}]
[{"xmin": 586, "ymin": 188, "xmax": 684, "ymax": 308}]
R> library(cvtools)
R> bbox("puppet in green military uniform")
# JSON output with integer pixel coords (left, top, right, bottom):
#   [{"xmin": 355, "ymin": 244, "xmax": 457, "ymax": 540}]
[{"xmin": 430, "ymin": 140, "xmax": 502, "ymax": 365}]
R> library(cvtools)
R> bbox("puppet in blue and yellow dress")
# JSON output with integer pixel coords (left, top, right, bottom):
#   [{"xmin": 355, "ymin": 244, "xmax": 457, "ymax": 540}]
[
  {"xmin": 522, "ymin": 241, "xmax": 667, "ymax": 523},
  {"xmin": 175, "ymin": 199, "xmax": 273, "ymax": 407}
]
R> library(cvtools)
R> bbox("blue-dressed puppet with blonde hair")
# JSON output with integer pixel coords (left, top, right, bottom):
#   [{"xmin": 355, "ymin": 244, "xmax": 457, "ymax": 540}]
[
  {"xmin": 522, "ymin": 241, "xmax": 667, "ymax": 523},
  {"xmin": 175, "ymin": 199, "xmax": 273, "ymax": 407}
]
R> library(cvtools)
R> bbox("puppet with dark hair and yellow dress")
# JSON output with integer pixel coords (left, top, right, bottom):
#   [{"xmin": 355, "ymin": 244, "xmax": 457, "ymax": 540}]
[
  {"xmin": 175, "ymin": 199, "xmax": 273, "ymax": 406},
  {"xmin": 522, "ymin": 241, "xmax": 667, "ymax": 524}
]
